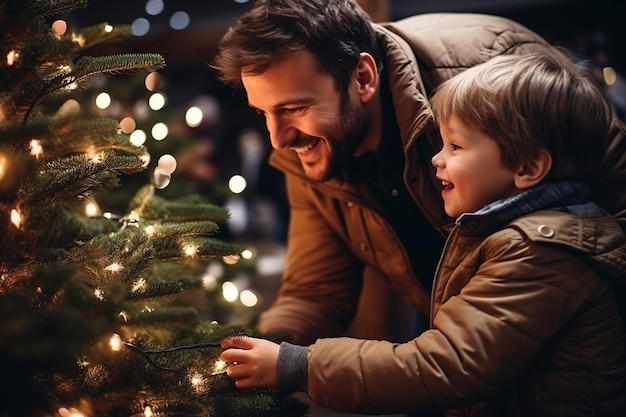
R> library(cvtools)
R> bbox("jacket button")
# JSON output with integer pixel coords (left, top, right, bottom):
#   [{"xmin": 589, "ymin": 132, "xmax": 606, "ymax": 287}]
[
  {"xmin": 359, "ymin": 242, "xmax": 368, "ymax": 251},
  {"xmin": 347, "ymin": 202, "xmax": 354, "ymax": 207},
  {"xmin": 537, "ymin": 224, "xmax": 554, "ymax": 238}
]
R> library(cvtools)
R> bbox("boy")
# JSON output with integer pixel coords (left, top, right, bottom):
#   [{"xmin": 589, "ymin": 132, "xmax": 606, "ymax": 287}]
[{"xmin": 220, "ymin": 53, "xmax": 626, "ymax": 417}]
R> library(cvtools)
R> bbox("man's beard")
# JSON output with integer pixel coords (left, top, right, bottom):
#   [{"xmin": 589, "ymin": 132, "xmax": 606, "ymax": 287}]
[{"xmin": 313, "ymin": 95, "xmax": 369, "ymax": 182}]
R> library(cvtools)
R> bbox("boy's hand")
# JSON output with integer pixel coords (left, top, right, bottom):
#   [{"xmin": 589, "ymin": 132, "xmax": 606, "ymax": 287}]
[{"xmin": 220, "ymin": 336, "xmax": 280, "ymax": 389}]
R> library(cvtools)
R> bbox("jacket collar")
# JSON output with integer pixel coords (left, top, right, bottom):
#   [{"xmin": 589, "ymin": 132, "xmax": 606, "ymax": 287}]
[{"xmin": 457, "ymin": 182, "xmax": 596, "ymax": 227}]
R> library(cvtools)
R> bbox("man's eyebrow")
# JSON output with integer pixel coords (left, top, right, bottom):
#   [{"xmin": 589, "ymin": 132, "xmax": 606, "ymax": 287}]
[{"xmin": 250, "ymin": 97, "xmax": 313, "ymax": 111}]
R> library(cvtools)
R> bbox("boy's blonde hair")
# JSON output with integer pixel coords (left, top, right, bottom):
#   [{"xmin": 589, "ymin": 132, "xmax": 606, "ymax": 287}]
[{"xmin": 430, "ymin": 52, "xmax": 613, "ymax": 183}]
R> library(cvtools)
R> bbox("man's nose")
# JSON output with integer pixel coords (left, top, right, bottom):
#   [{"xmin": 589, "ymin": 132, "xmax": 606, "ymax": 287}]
[{"xmin": 266, "ymin": 116, "xmax": 297, "ymax": 149}]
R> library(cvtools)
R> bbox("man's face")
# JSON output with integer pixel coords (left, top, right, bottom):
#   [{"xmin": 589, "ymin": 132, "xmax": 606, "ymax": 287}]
[{"xmin": 242, "ymin": 50, "xmax": 369, "ymax": 181}]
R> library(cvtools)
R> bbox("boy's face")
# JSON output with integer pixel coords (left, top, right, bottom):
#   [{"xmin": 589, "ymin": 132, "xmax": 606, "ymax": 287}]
[
  {"xmin": 241, "ymin": 49, "xmax": 369, "ymax": 182},
  {"xmin": 431, "ymin": 116, "xmax": 521, "ymax": 218}
]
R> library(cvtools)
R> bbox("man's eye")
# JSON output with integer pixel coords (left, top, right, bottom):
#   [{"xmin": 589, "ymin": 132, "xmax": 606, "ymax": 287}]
[
  {"xmin": 254, "ymin": 109, "xmax": 265, "ymax": 117},
  {"xmin": 284, "ymin": 107, "xmax": 305, "ymax": 115}
]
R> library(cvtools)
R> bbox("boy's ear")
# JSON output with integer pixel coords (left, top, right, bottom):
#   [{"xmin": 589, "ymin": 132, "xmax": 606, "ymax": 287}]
[
  {"xmin": 353, "ymin": 52, "xmax": 378, "ymax": 102},
  {"xmin": 514, "ymin": 148, "xmax": 552, "ymax": 189}
]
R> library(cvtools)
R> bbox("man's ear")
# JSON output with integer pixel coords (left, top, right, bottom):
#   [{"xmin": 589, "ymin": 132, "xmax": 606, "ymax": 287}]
[
  {"xmin": 353, "ymin": 52, "xmax": 378, "ymax": 102},
  {"xmin": 514, "ymin": 147, "xmax": 552, "ymax": 189}
]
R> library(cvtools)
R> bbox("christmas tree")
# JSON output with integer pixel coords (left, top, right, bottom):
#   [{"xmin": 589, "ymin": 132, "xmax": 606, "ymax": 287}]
[{"xmin": 0, "ymin": 1, "xmax": 307, "ymax": 416}]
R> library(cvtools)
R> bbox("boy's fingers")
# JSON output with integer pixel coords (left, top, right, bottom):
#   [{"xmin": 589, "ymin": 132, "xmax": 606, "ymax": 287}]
[
  {"xmin": 221, "ymin": 336, "xmax": 253, "ymax": 349},
  {"xmin": 220, "ymin": 347, "xmax": 248, "ymax": 363}
]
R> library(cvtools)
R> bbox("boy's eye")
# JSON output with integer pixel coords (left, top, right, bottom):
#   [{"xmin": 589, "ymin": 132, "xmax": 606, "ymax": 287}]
[{"xmin": 450, "ymin": 143, "xmax": 461, "ymax": 151}]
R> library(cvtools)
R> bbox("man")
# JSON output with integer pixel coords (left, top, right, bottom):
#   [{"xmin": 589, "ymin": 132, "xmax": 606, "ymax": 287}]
[{"xmin": 213, "ymin": 0, "xmax": 626, "ymax": 345}]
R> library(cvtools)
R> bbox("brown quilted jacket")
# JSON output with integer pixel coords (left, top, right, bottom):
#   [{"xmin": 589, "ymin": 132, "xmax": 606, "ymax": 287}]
[{"xmin": 305, "ymin": 210, "xmax": 626, "ymax": 416}]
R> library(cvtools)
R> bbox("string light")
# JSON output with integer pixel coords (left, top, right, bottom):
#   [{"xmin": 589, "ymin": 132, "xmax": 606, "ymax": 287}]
[
  {"xmin": 10, "ymin": 208, "xmax": 23, "ymax": 229},
  {"xmin": 148, "ymin": 92, "xmax": 165, "ymax": 111},
  {"xmin": 85, "ymin": 200, "xmax": 101, "ymax": 217},
  {"xmin": 183, "ymin": 244, "xmax": 197, "ymax": 257},
  {"xmin": 240, "ymin": 249, "xmax": 254, "ymax": 260},
  {"xmin": 157, "ymin": 154, "xmax": 177, "ymax": 174},
  {"xmin": 239, "ymin": 289, "xmax": 258, "ymax": 307},
  {"xmin": 93, "ymin": 287, "xmax": 105, "ymax": 301},
  {"xmin": 109, "ymin": 334, "xmax": 123, "ymax": 351},
  {"xmin": 228, "ymin": 174, "xmax": 247, "ymax": 194},
  {"xmin": 105, "ymin": 263, "xmax": 123, "ymax": 272},
  {"xmin": 95, "ymin": 92, "xmax": 112, "ymax": 109},
  {"xmin": 29, "ymin": 139, "xmax": 43, "ymax": 159},
  {"xmin": 6, "ymin": 49, "xmax": 19, "ymax": 66},
  {"xmin": 131, "ymin": 278, "xmax": 147, "ymax": 292},
  {"xmin": 51, "ymin": 20, "xmax": 67, "ymax": 36},
  {"xmin": 151, "ymin": 122, "xmax": 168, "ymax": 140},
  {"xmin": 222, "ymin": 281, "xmax": 239, "ymax": 302},
  {"xmin": 119, "ymin": 116, "xmax": 136, "ymax": 134},
  {"xmin": 119, "ymin": 311, "xmax": 129, "ymax": 322},
  {"xmin": 212, "ymin": 359, "xmax": 228, "ymax": 375},
  {"xmin": 144, "ymin": 72, "xmax": 163, "ymax": 91}
]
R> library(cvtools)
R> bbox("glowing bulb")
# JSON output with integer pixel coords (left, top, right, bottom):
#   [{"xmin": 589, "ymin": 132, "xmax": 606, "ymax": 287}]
[
  {"xmin": 129, "ymin": 129, "xmax": 147, "ymax": 146},
  {"xmin": 119, "ymin": 311, "xmax": 129, "ymax": 322},
  {"xmin": 212, "ymin": 359, "xmax": 228, "ymax": 375},
  {"xmin": 240, "ymin": 289, "xmax": 259, "ymax": 307},
  {"xmin": 157, "ymin": 154, "xmax": 177, "ymax": 174},
  {"xmin": 144, "ymin": 406, "xmax": 153, "ymax": 417},
  {"xmin": 95, "ymin": 92, "xmax": 111, "ymax": 109},
  {"xmin": 104, "ymin": 24, "xmax": 113, "ymax": 33},
  {"xmin": 51, "ymin": 20, "xmax": 67, "ymax": 35},
  {"xmin": 85, "ymin": 201, "xmax": 100, "ymax": 217},
  {"xmin": 145, "ymin": 71, "xmax": 163, "ymax": 91},
  {"xmin": 240, "ymin": 249, "xmax": 254, "ymax": 259},
  {"xmin": 228, "ymin": 175, "xmax": 247, "ymax": 194},
  {"xmin": 152, "ymin": 166, "xmax": 171, "ymax": 189},
  {"xmin": 6, "ymin": 50, "xmax": 19, "ymax": 66},
  {"xmin": 10, "ymin": 208, "xmax": 22, "ymax": 229},
  {"xmin": 105, "ymin": 263, "xmax": 123, "ymax": 272},
  {"xmin": 109, "ymin": 334, "xmax": 122, "ymax": 351},
  {"xmin": 148, "ymin": 92, "xmax": 165, "ymax": 110},
  {"xmin": 29, "ymin": 139, "xmax": 43, "ymax": 158},
  {"xmin": 151, "ymin": 122, "xmax": 168, "ymax": 140},
  {"xmin": 131, "ymin": 278, "xmax": 147, "ymax": 292},
  {"xmin": 185, "ymin": 106, "xmax": 203, "ymax": 127},
  {"xmin": 94, "ymin": 288, "xmax": 105, "ymax": 301},
  {"xmin": 202, "ymin": 273, "xmax": 217, "ymax": 291},
  {"xmin": 222, "ymin": 281, "xmax": 239, "ymax": 302},
  {"xmin": 183, "ymin": 245, "xmax": 197, "ymax": 257},
  {"xmin": 119, "ymin": 117, "xmax": 136, "ymax": 134}
]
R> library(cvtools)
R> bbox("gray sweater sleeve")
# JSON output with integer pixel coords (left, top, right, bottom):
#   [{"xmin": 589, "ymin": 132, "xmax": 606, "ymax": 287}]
[{"xmin": 277, "ymin": 341, "xmax": 309, "ymax": 395}]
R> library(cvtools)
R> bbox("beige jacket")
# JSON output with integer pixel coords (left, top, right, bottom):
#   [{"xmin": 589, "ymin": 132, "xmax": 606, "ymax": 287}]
[
  {"xmin": 258, "ymin": 13, "xmax": 626, "ymax": 344},
  {"xmin": 305, "ymin": 209, "xmax": 626, "ymax": 416}
]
